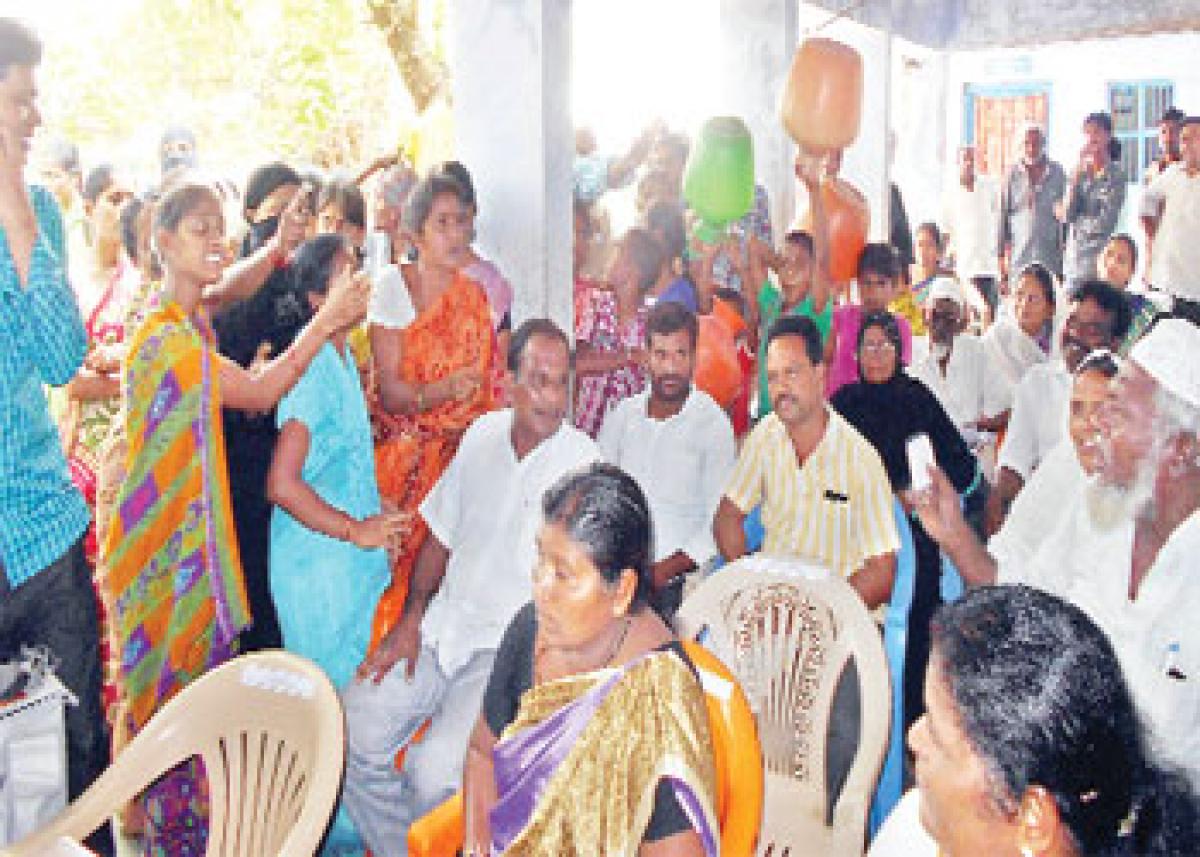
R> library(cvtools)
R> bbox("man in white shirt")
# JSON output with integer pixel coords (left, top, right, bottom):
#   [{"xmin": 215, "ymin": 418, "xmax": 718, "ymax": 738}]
[
  {"xmin": 342, "ymin": 320, "xmax": 599, "ymax": 856},
  {"xmin": 1142, "ymin": 116, "xmax": 1200, "ymax": 322},
  {"xmin": 908, "ymin": 277, "xmax": 1007, "ymax": 443},
  {"xmin": 985, "ymin": 280, "xmax": 1130, "ymax": 534},
  {"xmin": 598, "ymin": 301, "xmax": 735, "ymax": 615},
  {"xmin": 942, "ymin": 146, "xmax": 1001, "ymax": 313},
  {"xmin": 914, "ymin": 319, "xmax": 1200, "ymax": 783}
]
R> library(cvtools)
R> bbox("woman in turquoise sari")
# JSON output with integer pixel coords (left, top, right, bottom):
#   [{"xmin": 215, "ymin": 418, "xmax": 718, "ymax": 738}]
[
  {"xmin": 462, "ymin": 464, "xmax": 718, "ymax": 856},
  {"xmin": 266, "ymin": 234, "xmax": 409, "ymax": 855},
  {"xmin": 267, "ymin": 234, "xmax": 408, "ymax": 690}
]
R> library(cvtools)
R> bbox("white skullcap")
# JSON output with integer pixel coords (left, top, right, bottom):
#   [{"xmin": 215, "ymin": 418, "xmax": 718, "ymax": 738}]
[
  {"xmin": 1130, "ymin": 319, "xmax": 1200, "ymax": 411},
  {"xmin": 925, "ymin": 277, "xmax": 965, "ymax": 308}
]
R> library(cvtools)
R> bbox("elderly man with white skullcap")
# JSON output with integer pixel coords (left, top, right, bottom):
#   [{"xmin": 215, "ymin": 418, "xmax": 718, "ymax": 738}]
[
  {"xmin": 915, "ymin": 318, "xmax": 1200, "ymax": 783},
  {"xmin": 908, "ymin": 277, "xmax": 1008, "ymax": 444},
  {"xmin": 997, "ymin": 121, "xmax": 1067, "ymax": 286}
]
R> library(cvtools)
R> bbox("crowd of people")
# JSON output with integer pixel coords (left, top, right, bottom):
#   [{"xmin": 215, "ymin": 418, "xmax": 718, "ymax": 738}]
[{"xmin": 5, "ymin": 13, "xmax": 1200, "ymax": 857}]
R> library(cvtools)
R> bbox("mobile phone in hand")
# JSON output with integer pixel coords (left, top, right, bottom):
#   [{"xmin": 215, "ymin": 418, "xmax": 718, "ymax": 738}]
[{"xmin": 907, "ymin": 433, "xmax": 935, "ymax": 493}]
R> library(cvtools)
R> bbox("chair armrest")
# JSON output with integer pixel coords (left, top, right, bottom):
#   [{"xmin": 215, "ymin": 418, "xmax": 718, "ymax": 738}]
[{"xmin": 407, "ymin": 792, "xmax": 465, "ymax": 857}]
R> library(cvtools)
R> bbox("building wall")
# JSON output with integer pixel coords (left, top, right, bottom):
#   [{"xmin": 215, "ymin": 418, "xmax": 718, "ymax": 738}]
[
  {"xmin": 941, "ymin": 32, "xmax": 1200, "ymax": 266},
  {"xmin": 820, "ymin": 27, "xmax": 1200, "ymax": 266}
]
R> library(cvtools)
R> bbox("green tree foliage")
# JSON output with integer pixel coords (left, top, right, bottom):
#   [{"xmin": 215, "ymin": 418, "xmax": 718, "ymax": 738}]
[{"xmin": 34, "ymin": 0, "xmax": 414, "ymax": 181}]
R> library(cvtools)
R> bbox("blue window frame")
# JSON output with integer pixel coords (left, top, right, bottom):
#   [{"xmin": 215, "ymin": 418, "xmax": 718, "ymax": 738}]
[{"xmin": 1108, "ymin": 80, "xmax": 1174, "ymax": 183}]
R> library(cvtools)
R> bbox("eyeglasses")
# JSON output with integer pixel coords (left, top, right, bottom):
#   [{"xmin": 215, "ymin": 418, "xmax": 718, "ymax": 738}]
[{"xmin": 860, "ymin": 341, "xmax": 898, "ymax": 355}]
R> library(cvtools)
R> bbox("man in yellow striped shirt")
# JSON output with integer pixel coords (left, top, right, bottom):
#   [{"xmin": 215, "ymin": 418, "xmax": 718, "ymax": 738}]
[{"xmin": 714, "ymin": 315, "xmax": 900, "ymax": 607}]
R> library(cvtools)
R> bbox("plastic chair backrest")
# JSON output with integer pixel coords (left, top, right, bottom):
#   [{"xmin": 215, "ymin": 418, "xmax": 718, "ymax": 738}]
[
  {"xmin": 869, "ymin": 499, "xmax": 917, "ymax": 837},
  {"xmin": 406, "ymin": 643, "xmax": 765, "ymax": 857},
  {"xmin": 6, "ymin": 651, "xmax": 345, "ymax": 857},
  {"xmin": 676, "ymin": 557, "xmax": 891, "ymax": 857}
]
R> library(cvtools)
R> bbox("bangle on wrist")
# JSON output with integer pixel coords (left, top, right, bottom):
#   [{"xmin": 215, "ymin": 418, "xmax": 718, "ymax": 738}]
[
  {"xmin": 341, "ymin": 514, "xmax": 356, "ymax": 543},
  {"xmin": 415, "ymin": 385, "xmax": 426, "ymax": 412},
  {"xmin": 270, "ymin": 240, "xmax": 287, "ymax": 270}
]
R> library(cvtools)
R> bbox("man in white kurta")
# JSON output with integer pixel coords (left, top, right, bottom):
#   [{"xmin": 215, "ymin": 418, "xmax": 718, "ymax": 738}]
[
  {"xmin": 997, "ymin": 486, "xmax": 1200, "ymax": 780},
  {"xmin": 942, "ymin": 145, "xmax": 1001, "ymax": 314},
  {"xmin": 907, "ymin": 278, "xmax": 1008, "ymax": 442},
  {"xmin": 1141, "ymin": 119, "xmax": 1200, "ymax": 309},
  {"xmin": 341, "ymin": 322, "xmax": 599, "ymax": 856},
  {"xmin": 598, "ymin": 302, "xmax": 735, "ymax": 613},
  {"xmin": 917, "ymin": 319, "xmax": 1200, "ymax": 784}
]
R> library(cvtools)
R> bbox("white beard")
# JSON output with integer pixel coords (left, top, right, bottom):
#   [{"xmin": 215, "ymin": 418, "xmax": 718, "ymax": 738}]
[
  {"xmin": 931, "ymin": 342, "xmax": 951, "ymax": 362},
  {"xmin": 1085, "ymin": 467, "xmax": 1157, "ymax": 533}
]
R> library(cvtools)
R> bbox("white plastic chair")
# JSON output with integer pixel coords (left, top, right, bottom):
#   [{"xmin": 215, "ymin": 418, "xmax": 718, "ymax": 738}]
[
  {"xmin": 4, "ymin": 650, "xmax": 345, "ymax": 857},
  {"xmin": 677, "ymin": 556, "xmax": 891, "ymax": 857}
]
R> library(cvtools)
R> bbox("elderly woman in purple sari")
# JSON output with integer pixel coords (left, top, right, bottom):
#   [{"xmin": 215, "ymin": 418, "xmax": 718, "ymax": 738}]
[{"xmin": 461, "ymin": 463, "xmax": 719, "ymax": 856}]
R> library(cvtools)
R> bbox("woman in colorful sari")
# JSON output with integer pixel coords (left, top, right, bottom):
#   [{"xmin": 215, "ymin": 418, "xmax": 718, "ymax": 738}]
[
  {"xmin": 56, "ymin": 167, "xmax": 136, "ymax": 563},
  {"xmin": 101, "ymin": 180, "xmax": 369, "ymax": 855},
  {"xmin": 463, "ymin": 463, "xmax": 719, "ymax": 856},
  {"xmin": 573, "ymin": 228, "xmax": 660, "ymax": 437},
  {"xmin": 369, "ymin": 171, "xmax": 496, "ymax": 647}
]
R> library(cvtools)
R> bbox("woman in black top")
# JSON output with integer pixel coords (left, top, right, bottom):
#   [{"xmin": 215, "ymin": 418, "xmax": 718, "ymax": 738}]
[
  {"xmin": 463, "ymin": 463, "xmax": 718, "ymax": 856},
  {"xmin": 831, "ymin": 311, "xmax": 979, "ymax": 730}
]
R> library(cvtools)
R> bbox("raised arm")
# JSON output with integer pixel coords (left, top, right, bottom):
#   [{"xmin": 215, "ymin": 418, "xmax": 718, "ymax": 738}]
[
  {"xmin": 789, "ymin": 149, "xmax": 833, "ymax": 316},
  {"xmin": 910, "ymin": 465, "xmax": 998, "ymax": 587},
  {"xmin": 218, "ymin": 270, "xmax": 370, "ymax": 413},
  {"xmin": 203, "ymin": 183, "xmax": 310, "ymax": 311},
  {"xmin": 607, "ymin": 125, "xmax": 655, "ymax": 189}
]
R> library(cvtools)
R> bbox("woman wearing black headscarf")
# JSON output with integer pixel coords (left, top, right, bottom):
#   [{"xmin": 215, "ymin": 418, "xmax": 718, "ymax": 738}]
[
  {"xmin": 831, "ymin": 311, "xmax": 979, "ymax": 730},
  {"xmin": 212, "ymin": 162, "xmax": 314, "ymax": 653}
]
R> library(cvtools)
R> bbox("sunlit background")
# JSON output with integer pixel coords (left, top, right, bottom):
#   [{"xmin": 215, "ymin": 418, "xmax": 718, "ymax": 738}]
[{"xmin": 4, "ymin": 0, "xmax": 724, "ymax": 192}]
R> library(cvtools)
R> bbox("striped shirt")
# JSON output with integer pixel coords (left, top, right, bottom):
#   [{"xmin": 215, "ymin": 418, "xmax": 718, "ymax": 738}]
[
  {"xmin": 0, "ymin": 185, "xmax": 90, "ymax": 587},
  {"xmin": 724, "ymin": 408, "xmax": 899, "ymax": 577}
]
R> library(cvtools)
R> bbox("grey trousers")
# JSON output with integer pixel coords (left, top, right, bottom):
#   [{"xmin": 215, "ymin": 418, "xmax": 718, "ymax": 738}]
[{"xmin": 341, "ymin": 646, "xmax": 495, "ymax": 857}]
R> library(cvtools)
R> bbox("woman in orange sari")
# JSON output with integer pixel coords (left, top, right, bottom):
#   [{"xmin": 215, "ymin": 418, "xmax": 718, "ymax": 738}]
[{"xmin": 369, "ymin": 171, "xmax": 496, "ymax": 645}]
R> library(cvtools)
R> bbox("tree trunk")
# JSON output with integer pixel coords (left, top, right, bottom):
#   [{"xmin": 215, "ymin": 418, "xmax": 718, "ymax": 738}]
[{"xmin": 366, "ymin": 0, "xmax": 448, "ymax": 113}]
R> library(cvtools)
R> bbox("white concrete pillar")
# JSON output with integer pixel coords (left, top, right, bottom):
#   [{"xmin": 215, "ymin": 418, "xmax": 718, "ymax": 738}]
[
  {"xmin": 451, "ymin": 0, "xmax": 574, "ymax": 333},
  {"xmin": 718, "ymin": 0, "xmax": 799, "ymax": 239}
]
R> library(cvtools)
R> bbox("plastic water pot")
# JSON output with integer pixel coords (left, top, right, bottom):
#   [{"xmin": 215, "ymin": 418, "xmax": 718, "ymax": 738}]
[
  {"xmin": 779, "ymin": 38, "xmax": 864, "ymax": 152},
  {"xmin": 683, "ymin": 117, "xmax": 756, "ymax": 228}
]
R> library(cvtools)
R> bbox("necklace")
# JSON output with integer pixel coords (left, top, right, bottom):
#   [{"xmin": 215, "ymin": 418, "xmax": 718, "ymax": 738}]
[
  {"xmin": 604, "ymin": 616, "xmax": 633, "ymax": 667},
  {"xmin": 535, "ymin": 615, "xmax": 633, "ymax": 684}
]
